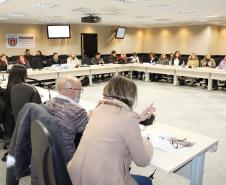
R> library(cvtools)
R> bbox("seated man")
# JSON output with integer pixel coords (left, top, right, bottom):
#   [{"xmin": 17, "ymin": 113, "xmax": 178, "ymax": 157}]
[
  {"xmin": 108, "ymin": 50, "xmax": 118, "ymax": 63},
  {"xmin": 48, "ymin": 52, "xmax": 62, "ymax": 66},
  {"xmin": 67, "ymin": 53, "xmax": 80, "ymax": 67},
  {"xmin": 91, "ymin": 52, "xmax": 105, "ymax": 81},
  {"xmin": 45, "ymin": 77, "xmax": 88, "ymax": 159},
  {"xmin": 24, "ymin": 49, "xmax": 33, "ymax": 63},
  {"xmin": 91, "ymin": 52, "xmax": 103, "ymax": 65}
]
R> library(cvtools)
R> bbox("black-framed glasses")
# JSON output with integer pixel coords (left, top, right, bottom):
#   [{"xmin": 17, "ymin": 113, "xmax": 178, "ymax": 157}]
[
  {"xmin": 170, "ymin": 138, "xmax": 194, "ymax": 149},
  {"xmin": 67, "ymin": 88, "xmax": 84, "ymax": 93}
]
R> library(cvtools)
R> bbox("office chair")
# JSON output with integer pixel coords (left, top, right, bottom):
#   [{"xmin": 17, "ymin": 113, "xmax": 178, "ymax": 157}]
[
  {"xmin": 11, "ymin": 83, "xmax": 42, "ymax": 121},
  {"xmin": 81, "ymin": 56, "xmax": 92, "ymax": 65},
  {"xmin": 9, "ymin": 55, "xmax": 19, "ymax": 64},
  {"xmin": 31, "ymin": 120, "xmax": 73, "ymax": 185},
  {"xmin": 30, "ymin": 57, "xmax": 44, "ymax": 69},
  {"xmin": 59, "ymin": 54, "xmax": 69, "ymax": 64},
  {"xmin": 2, "ymin": 83, "xmax": 41, "ymax": 161}
]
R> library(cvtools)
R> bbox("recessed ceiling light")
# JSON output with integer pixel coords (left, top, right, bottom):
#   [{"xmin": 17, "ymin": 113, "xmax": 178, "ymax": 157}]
[
  {"xmin": 211, "ymin": 22, "xmax": 221, "ymax": 24},
  {"xmin": 31, "ymin": 2, "xmax": 58, "ymax": 8},
  {"xmin": 203, "ymin": 15, "xmax": 220, "ymax": 19},
  {"xmin": 9, "ymin": 13, "xmax": 25, "ymax": 17}
]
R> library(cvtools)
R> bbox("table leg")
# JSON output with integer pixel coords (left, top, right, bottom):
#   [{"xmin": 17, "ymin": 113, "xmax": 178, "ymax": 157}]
[
  {"xmin": 145, "ymin": 70, "xmax": 148, "ymax": 82},
  {"xmin": 208, "ymin": 74, "xmax": 212, "ymax": 91},
  {"xmin": 190, "ymin": 153, "xmax": 205, "ymax": 185},
  {"xmin": 173, "ymin": 74, "xmax": 177, "ymax": 86},
  {"xmin": 89, "ymin": 72, "xmax": 93, "ymax": 86}
]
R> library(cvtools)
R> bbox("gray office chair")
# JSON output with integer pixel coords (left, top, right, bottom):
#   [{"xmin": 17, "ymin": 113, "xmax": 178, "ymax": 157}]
[{"xmin": 31, "ymin": 119, "xmax": 72, "ymax": 185}]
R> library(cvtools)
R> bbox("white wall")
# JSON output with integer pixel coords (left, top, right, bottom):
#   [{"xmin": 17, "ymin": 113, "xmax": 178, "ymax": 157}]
[{"xmin": 0, "ymin": 23, "xmax": 226, "ymax": 56}]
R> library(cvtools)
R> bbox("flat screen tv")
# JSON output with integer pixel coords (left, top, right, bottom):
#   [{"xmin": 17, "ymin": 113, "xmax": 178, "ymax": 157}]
[
  {"xmin": 115, "ymin": 27, "xmax": 126, "ymax": 39},
  {"xmin": 47, "ymin": 25, "xmax": 71, "ymax": 39}
]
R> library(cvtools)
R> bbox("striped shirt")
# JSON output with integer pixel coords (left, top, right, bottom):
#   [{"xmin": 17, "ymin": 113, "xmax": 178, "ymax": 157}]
[
  {"xmin": 45, "ymin": 95, "xmax": 88, "ymax": 159},
  {"xmin": 218, "ymin": 60, "xmax": 226, "ymax": 69}
]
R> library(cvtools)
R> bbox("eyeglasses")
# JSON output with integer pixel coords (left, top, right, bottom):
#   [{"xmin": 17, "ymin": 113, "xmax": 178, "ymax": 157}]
[
  {"xmin": 170, "ymin": 138, "xmax": 194, "ymax": 149},
  {"xmin": 66, "ymin": 88, "xmax": 84, "ymax": 93}
]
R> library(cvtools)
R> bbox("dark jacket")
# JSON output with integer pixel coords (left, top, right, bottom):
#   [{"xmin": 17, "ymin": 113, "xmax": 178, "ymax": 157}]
[
  {"xmin": 7, "ymin": 103, "xmax": 70, "ymax": 184},
  {"xmin": 48, "ymin": 58, "xmax": 62, "ymax": 66},
  {"xmin": 172, "ymin": 57, "xmax": 184, "ymax": 66},
  {"xmin": 108, "ymin": 55, "xmax": 117, "ymax": 63},
  {"xmin": 91, "ymin": 57, "xmax": 101, "ymax": 65}
]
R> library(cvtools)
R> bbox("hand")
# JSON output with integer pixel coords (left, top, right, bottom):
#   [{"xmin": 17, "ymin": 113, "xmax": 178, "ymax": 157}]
[{"xmin": 140, "ymin": 103, "xmax": 156, "ymax": 122}]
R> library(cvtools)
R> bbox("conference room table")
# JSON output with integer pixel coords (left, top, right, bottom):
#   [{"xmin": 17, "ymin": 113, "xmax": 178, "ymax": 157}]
[
  {"xmin": 25, "ymin": 63, "xmax": 226, "ymax": 91},
  {"xmin": 0, "ymin": 79, "xmax": 218, "ymax": 185},
  {"xmin": 138, "ymin": 124, "xmax": 218, "ymax": 185},
  {"xmin": 37, "ymin": 87, "xmax": 218, "ymax": 185}
]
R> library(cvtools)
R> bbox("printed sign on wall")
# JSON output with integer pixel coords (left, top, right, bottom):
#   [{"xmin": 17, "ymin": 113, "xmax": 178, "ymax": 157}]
[{"xmin": 6, "ymin": 34, "xmax": 35, "ymax": 48}]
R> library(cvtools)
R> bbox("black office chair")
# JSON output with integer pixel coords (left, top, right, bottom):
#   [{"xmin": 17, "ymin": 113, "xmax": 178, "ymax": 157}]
[
  {"xmin": 11, "ymin": 83, "xmax": 42, "ymax": 121},
  {"xmin": 59, "ymin": 54, "xmax": 69, "ymax": 64},
  {"xmin": 30, "ymin": 57, "xmax": 44, "ymax": 69},
  {"xmin": 81, "ymin": 56, "xmax": 92, "ymax": 65},
  {"xmin": 31, "ymin": 120, "xmax": 73, "ymax": 185}
]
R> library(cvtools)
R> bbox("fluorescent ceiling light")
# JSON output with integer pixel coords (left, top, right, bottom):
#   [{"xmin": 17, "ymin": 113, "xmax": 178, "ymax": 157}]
[
  {"xmin": 149, "ymin": 4, "xmax": 175, "ymax": 9},
  {"xmin": 203, "ymin": 15, "xmax": 220, "ymax": 19},
  {"xmin": 9, "ymin": 13, "xmax": 25, "ymax": 17},
  {"xmin": 136, "ymin": 15, "xmax": 152, "ymax": 19},
  {"xmin": 155, "ymin": 18, "xmax": 170, "ymax": 22},
  {"xmin": 115, "ymin": 0, "xmax": 137, "ymax": 3},
  {"xmin": 31, "ymin": 2, "xmax": 58, "ymax": 8},
  {"xmin": 180, "ymin": 10, "xmax": 195, "ymax": 14},
  {"xmin": 0, "ymin": 17, "xmax": 8, "ymax": 20}
]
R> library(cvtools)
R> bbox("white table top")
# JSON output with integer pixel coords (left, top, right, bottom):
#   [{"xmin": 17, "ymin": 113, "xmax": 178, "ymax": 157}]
[{"xmin": 142, "ymin": 124, "xmax": 218, "ymax": 173}]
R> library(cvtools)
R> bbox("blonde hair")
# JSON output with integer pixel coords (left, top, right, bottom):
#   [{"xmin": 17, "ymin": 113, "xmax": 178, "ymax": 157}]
[
  {"xmin": 188, "ymin": 53, "xmax": 198, "ymax": 60},
  {"xmin": 103, "ymin": 76, "xmax": 137, "ymax": 108}
]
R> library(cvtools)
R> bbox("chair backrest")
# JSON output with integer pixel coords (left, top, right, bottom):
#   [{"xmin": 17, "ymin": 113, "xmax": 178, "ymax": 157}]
[
  {"xmin": 82, "ymin": 56, "xmax": 92, "ymax": 65},
  {"xmin": 31, "ymin": 120, "xmax": 72, "ymax": 185},
  {"xmin": 30, "ymin": 57, "xmax": 44, "ymax": 69},
  {"xmin": 11, "ymin": 83, "xmax": 41, "ymax": 121}
]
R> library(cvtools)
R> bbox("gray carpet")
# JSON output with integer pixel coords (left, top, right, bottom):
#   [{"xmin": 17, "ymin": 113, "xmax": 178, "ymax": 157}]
[{"xmin": 1, "ymin": 80, "xmax": 225, "ymax": 185}]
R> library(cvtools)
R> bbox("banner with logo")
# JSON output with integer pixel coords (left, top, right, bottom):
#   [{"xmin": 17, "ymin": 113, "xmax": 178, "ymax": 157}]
[{"xmin": 6, "ymin": 34, "xmax": 35, "ymax": 48}]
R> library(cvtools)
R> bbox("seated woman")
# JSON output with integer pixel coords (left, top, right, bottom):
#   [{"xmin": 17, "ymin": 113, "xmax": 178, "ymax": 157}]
[
  {"xmin": 5, "ymin": 64, "xmax": 41, "ymax": 185},
  {"xmin": 68, "ymin": 75, "xmax": 155, "ymax": 185},
  {"xmin": 4, "ymin": 64, "xmax": 41, "ymax": 135},
  {"xmin": 130, "ymin": 53, "xmax": 140, "ymax": 79},
  {"xmin": 157, "ymin": 53, "xmax": 169, "ymax": 65},
  {"xmin": 155, "ymin": 53, "xmax": 170, "ymax": 81},
  {"xmin": 187, "ymin": 53, "xmax": 199, "ymax": 68},
  {"xmin": 172, "ymin": 51, "xmax": 186, "ymax": 85},
  {"xmin": 186, "ymin": 53, "xmax": 200, "ymax": 86},
  {"xmin": 200, "ymin": 54, "xmax": 217, "ymax": 89},
  {"xmin": 0, "ymin": 54, "xmax": 8, "ymax": 71},
  {"xmin": 17, "ymin": 55, "xmax": 31, "ymax": 68}
]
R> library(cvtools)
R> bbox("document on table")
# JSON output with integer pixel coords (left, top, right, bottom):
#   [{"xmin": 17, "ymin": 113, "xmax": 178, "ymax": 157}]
[{"xmin": 144, "ymin": 131, "xmax": 195, "ymax": 155}]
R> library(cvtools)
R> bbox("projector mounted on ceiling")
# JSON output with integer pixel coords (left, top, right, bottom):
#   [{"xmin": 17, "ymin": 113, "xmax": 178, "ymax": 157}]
[{"xmin": 81, "ymin": 15, "xmax": 101, "ymax": 23}]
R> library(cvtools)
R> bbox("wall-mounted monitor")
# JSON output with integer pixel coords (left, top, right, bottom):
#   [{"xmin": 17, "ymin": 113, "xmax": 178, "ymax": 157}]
[
  {"xmin": 115, "ymin": 27, "xmax": 126, "ymax": 39},
  {"xmin": 47, "ymin": 25, "xmax": 71, "ymax": 39}
]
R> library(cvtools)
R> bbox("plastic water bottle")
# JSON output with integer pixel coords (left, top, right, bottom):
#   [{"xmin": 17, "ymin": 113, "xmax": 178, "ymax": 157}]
[{"xmin": 182, "ymin": 61, "xmax": 185, "ymax": 68}]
